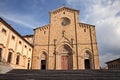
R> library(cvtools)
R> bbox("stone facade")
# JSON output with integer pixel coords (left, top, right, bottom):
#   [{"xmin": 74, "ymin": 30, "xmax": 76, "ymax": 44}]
[
  {"xmin": 0, "ymin": 18, "xmax": 33, "ymax": 72},
  {"xmin": 0, "ymin": 7, "xmax": 100, "ymax": 71},
  {"xmin": 32, "ymin": 7, "xmax": 100, "ymax": 70}
]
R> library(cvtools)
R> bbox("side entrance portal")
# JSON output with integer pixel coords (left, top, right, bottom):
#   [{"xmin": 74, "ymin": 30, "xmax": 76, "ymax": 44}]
[
  {"xmin": 85, "ymin": 59, "xmax": 90, "ymax": 69},
  {"xmin": 41, "ymin": 60, "xmax": 46, "ymax": 70}
]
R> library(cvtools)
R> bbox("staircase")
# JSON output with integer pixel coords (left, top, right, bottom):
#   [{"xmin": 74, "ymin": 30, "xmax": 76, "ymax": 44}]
[
  {"xmin": 0, "ymin": 62, "xmax": 13, "ymax": 74},
  {"xmin": 0, "ymin": 69, "xmax": 120, "ymax": 80}
]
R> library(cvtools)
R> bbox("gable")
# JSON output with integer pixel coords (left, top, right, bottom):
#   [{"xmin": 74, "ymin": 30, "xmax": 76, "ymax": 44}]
[{"xmin": 50, "ymin": 6, "xmax": 79, "ymax": 14}]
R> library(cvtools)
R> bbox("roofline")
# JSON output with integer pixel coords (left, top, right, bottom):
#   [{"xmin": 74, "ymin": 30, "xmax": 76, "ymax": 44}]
[
  {"xmin": 79, "ymin": 23, "xmax": 95, "ymax": 27},
  {"xmin": 34, "ymin": 24, "xmax": 49, "ymax": 30},
  {"xmin": 106, "ymin": 58, "xmax": 120, "ymax": 64},
  {"xmin": 50, "ymin": 6, "xmax": 79, "ymax": 13},
  {"xmin": 23, "ymin": 35, "xmax": 34, "ymax": 37},
  {"xmin": 0, "ymin": 17, "xmax": 33, "ymax": 47},
  {"xmin": 34, "ymin": 22, "xmax": 95, "ymax": 30}
]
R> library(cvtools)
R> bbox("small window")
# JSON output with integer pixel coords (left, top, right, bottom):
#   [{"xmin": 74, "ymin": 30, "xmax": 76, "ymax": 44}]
[
  {"xmin": 63, "ymin": 12, "xmax": 65, "ymax": 14},
  {"xmin": 27, "ymin": 59, "xmax": 30, "ymax": 69},
  {"xmin": 7, "ymin": 52, "xmax": 12, "ymax": 63},
  {"xmin": 111, "ymin": 65, "xmax": 113, "ymax": 68},
  {"xmin": 0, "ymin": 48, "xmax": 2, "ymax": 62},
  {"xmin": 84, "ymin": 29, "xmax": 86, "ymax": 32},
  {"xmin": 12, "ymin": 35, "xmax": 15, "ymax": 40},
  {"xmin": 2, "ymin": 28, "xmax": 7, "ymax": 34},
  {"xmin": 44, "ymin": 31, "xmax": 46, "ymax": 34},
  {"xmin": 115, "ymin": 64, "xmax": 117, "ymax": 68},
  {"xmin": 19, "ymin": 41, "xmax": 22, "ymax": 44},
  {"xmin": 16, "ymin": 55, "xmax": 20, "ymax": 65},
  {"xmin": 25, "ymin": 45, "xmax": 27, "ymax": 48},
  {"xmin": 29, "ymin": 48, "xmax": 31, "ymax": 51}
]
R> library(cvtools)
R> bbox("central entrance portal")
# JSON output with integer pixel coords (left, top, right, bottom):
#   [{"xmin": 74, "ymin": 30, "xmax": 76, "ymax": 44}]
[{"xmin": 58, "ymin": 44, "xmax": 73, "ymax": 70}]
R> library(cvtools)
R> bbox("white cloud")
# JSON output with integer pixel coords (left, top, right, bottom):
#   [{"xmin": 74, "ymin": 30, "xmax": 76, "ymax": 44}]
[
  {"xmin": 1, "ymin": 13, "xmax": 33, "ymax": 28},
  {"xmin": 66, "ymin": 0, "xmax": 120, "ymax": 67},
  {"xmin": 0, "ymin": 0, "xmax": 47, "ymax": 29},
  {"xmin": 0, "ymin": 11, "xmax": 46, "ymax": 29},
  {"xmin": 100, "ymin": 53, "xmax": 120, "ymax": 67},
  {"xmin": 0, "ymin": 0, "xmax": 120, "ymax": 67}
]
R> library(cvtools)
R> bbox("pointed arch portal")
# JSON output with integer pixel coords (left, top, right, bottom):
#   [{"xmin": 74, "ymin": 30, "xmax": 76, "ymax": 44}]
[
  {"xmin": 40, "ymin": 51, "xmax": 47, "ymax": 70},
  {"xmin": 84, "ymin": 50, "xmax": 92, "ymax": 69},
  {"xmin": 57, "ymin": 44, "xmax": 73, "ymax": 70}
]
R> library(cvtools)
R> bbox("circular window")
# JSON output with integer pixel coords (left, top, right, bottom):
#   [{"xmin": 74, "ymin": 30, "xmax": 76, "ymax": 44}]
[{"xmin": 61, "ymin": 17, "xmax": 70, "ymax": 26}]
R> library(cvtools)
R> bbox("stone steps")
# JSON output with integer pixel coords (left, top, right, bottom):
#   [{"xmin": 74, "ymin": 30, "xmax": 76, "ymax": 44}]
[
  {"xmin": 0, "ymin": 69, "xmax": 120, "ymax": 80},
  {"xmin": 0, "ymin": 63, "xmax": 13, "ymax": 74}
]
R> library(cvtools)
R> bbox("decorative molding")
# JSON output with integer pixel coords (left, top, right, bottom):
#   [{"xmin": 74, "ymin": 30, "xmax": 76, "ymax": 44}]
[
  {"xmin": 8, "ymin": 48, "xmax": 14, "ymax": 52},
  {"xmin": 79, "ymin": 23, "xmax": 95, "ymax": 28},
  {"xmin": 23, "ymin": 55, "xmax": 27, "ymax": 58},
  {"xmin": 33, "ymin": 56, "xmax": 39, "ymax": 59},
  {"xmin": 50, "ymin": 7, "xmax": 79, "ymax": 15},
  {"xmin": 34, "ymin": 24, "xmax": 49, "ymax": 31},
  {"xmin": 0, "ymin": 44, "xmax": 5, "ymax": 48}
]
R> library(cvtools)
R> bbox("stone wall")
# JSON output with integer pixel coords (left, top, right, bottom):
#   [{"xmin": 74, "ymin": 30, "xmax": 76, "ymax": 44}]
[{"xmin": 0, "ymin": 18, "xmax": 33, "ymax": 72}]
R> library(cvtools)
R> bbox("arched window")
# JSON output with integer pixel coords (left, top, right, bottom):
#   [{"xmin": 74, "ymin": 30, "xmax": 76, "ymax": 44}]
[
  {"xmin": 27, "ymin": 58, "xmax": 30, "ymax": 69},
  {"xmin": 0, "ymin": 48, "xmax": 2, "ymax": 62},
  {"xmin": 7, "ymin": 52, "xmax": 12, "ymax": 63},
  {"xmin": 23, "ymin": 55, "xmax": 26, "ymax": 67},
  {"xmin": 16, "ymin": 55, "xmax": 20, "ymax": 65}
]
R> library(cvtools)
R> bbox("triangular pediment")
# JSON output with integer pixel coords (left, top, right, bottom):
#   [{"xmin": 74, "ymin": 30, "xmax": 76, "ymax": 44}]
[
  {"xmin": 50, "ymin": 6, "xmax": 79, "ymax": 14},
  {"xmin": 56, "ymin": 36, "xmax": 73, "ymax": 53},
  {"xmin": 56, "ymin": 36, "xmax": 71, "ymax": 46}
]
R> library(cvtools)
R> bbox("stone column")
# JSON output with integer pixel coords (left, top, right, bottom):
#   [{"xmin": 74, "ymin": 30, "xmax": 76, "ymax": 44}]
[
  {"xmin": 56, "ymin": 52, "xmax": 61, "ymax": 70},
  {"xmin": 72, "ymin": 51, "xmax": 77, "ymax": 69}
]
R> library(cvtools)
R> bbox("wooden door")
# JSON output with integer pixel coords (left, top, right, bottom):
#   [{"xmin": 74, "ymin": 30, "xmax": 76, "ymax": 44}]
[{"xmin": 61, "ymin": 55, "xmax": 68, "ymax": 70}]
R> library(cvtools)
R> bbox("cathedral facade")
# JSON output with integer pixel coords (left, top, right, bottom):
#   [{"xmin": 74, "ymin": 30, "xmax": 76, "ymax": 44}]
[{"xmin": 32, "ymin": 7, "xmax": 100, "ymax": 70}]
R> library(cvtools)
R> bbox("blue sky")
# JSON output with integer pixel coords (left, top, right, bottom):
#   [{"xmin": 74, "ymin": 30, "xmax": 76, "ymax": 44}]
[{"xmin": 0, "ymin": 0, "xmax": 120, "ymax": 67}]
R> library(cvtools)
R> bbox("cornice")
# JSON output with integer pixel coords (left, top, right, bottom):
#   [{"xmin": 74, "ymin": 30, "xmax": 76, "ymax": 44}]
[
  {"xmin": 34, "ymin": 24, "xmax": 49, "ymax": 31},
  {"xmin": 50, "ymin": 6, "xmax": 79, "ymax": 14},
  {"xmin": 0, "ymin": 17, "xmax": 33, "ymax": 47}
]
